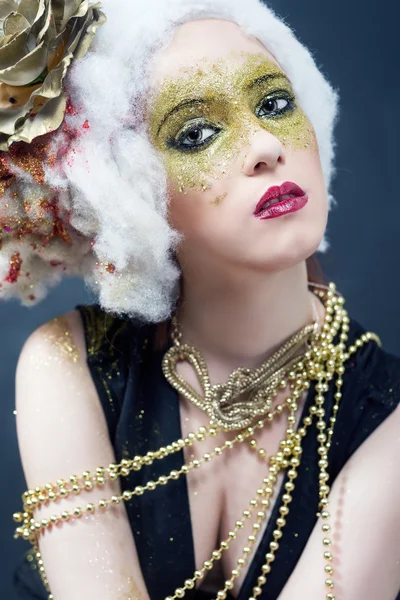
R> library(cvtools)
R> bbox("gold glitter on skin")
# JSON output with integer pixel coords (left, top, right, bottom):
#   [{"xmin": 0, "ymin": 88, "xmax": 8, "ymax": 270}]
[
  {"xmin": 43, "ymin": 316, "xmax": 80, "ymax": 363},
  {"xmin": 117, "ymin": 576, "xmax": 143, "ymax": 600},
  {"xmin": 148, "ymin": 52, "xmax": 316, "ymax": 195},
  {"xmin": 211, "ymin": 192, "xmax": 228, "ymax": 206}
]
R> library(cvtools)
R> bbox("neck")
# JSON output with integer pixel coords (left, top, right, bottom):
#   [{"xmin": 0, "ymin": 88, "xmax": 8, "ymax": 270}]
[{"xmin": 177, "ymin": 261, "xmax": 323, "ymax": 369}]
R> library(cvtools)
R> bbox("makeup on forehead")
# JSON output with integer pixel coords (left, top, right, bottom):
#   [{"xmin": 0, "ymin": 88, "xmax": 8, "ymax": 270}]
[{"xmin": 150, "ymin": 54, "xmax": 292, "ymax": 137}]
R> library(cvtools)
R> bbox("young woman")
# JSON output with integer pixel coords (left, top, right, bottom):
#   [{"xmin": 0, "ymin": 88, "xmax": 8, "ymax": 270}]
[{"xmin": 4, "ymin": 1, "xmax": 399, "ymax": 599}]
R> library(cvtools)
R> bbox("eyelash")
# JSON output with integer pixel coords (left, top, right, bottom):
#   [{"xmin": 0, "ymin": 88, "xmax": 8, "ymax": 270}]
[{"xmin": 169, "ymin": 91, "xmax": 296, "ymax": 152}]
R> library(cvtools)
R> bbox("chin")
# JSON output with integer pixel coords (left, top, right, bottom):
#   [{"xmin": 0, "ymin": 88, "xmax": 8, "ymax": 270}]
[{"xmin": 246, "ymin": 225, "xmax": 326, "ymax": 273}]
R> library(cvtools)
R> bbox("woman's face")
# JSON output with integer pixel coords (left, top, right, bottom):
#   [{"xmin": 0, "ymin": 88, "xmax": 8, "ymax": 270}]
[{"xmin": 147, "ymin": 19, "xmax": 328, "ymax": 274}]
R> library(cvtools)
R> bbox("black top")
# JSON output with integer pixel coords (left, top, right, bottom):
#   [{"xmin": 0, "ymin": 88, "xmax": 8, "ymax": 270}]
[{"xmin": 14, "ymin": 305, "xmax": 400, "ymax": 600}]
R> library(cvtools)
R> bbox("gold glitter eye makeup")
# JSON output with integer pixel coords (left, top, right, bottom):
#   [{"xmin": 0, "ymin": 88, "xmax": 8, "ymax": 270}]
[
  {"xmin": 167, "ymin": 89, "xmax": 296, "ymax": 154},
  {"xmin": 169, "ymin": 118, "xmax": 223, "ymax": 152},
  {"xmin": 255, "ymin": 91, "xmax": 296, "ymax": 120}
]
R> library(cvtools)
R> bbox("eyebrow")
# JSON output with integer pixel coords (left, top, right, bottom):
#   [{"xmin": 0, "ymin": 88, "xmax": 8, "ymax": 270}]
[
  {"xmin": 156, "ymin": 98, "xmax": 208, "ymax": 135},
  {"xmin": 156, "ymin": 72, "xmax": 291, "ymax": 135},
  {"xmin": 245, "ymin": 72, "xmax": 291, "ymax": 89}
]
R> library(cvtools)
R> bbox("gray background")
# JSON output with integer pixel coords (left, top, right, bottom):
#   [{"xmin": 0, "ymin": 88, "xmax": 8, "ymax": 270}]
[{"xmin": 1, "ymin": 0, "xmax": 399, "ymax": 597}]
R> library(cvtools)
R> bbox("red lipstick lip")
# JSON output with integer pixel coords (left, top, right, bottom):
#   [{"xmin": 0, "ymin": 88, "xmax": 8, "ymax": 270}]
[{"xmin": 254, "ymin": 181, "xmax": 306, "ymax": 215}]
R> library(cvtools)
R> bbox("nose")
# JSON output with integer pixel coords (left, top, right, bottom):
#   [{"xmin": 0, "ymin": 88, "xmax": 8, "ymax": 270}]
[{"xmin": 241, "ymin": 129, "xmax": 285, "ymax": 176}]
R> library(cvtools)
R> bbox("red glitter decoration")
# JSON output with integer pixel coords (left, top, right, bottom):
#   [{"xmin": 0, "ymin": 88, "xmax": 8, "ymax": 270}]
[
  {"xmin": 105, "ymin": 263, "xmax": 116, "ymax": 274},
  {"xmin": 0, "ymin": 95, "xmax": 91, "ymax": 274},
  {"xmin": 0, "ymin": 194, "xmax": 73, "ymax": 247},
  {"xmin": 65, "ymin": 98, "xmax": 77, "ymax": 116},
  {"xmin": 39, "ymin": 198, "xmax": 72, "ymax": 247},
  {"xmin": 5, "ymin": 252, "xmax": 22, "ymax": 284}
]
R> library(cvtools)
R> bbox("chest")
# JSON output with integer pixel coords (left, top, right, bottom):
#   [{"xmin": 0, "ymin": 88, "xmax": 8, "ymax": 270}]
[{"xmin": 179, "ymin": 394, "xmax": 293, "ymax": 596}]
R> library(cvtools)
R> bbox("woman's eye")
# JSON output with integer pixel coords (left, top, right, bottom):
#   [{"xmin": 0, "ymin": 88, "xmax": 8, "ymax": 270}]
[
  {"xmin": 174, "ymin": 123, "xmax": 220, "ymax": 151},
  {"xmin": 256, "ymin": 95, "xmax": 294, "ymax": 118}
]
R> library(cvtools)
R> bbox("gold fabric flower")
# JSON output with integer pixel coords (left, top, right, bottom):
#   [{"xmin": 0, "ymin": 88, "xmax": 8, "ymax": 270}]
[{"xmin": 0, "ymin": 0, "xmax": 106, "ymax": 150}]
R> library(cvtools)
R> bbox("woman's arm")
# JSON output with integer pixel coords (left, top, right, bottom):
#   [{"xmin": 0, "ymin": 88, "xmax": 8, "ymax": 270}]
[
  {"xmin": 278, "ymin": 403, "xmax": 400, "ymax": 600},
  {"xmin": 16, "ymin": 311, "xmax": 149, "ymax": 600}
]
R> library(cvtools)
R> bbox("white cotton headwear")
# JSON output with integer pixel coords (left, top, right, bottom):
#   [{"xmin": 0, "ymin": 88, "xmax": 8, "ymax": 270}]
[{"xmin": 0, "ymin": 0, "xmax": 339, "ymax": 321}]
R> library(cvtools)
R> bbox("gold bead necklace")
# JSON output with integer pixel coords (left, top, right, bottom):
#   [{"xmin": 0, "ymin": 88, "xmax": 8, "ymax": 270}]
[
  {"xmin": 163, "ymin": 314, "xmax": 317, "ymax": 431},
  {"xmin": 13, "ymin": 283, "xmax": 381, "ymax": 600}
]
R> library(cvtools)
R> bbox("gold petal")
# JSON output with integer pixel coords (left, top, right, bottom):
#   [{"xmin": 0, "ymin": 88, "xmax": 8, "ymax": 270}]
[
  {"xmin": 0, "ymin": 1, "xmax": 18, "ymax": 20},
  {"xmin": 45, "ymin": 27, "xmax": 66, "ymax": 54},
  {"xmin": 9, "ymin": 93, "xmax": 67, "ymax": 145},
  {"xmin": 0, "ymin": 0, "xmax": 106, "ymax": 147},
  {"xmin": 0, "ymin": 102, "xmax": 30, "ymax": 135},
  {"xmin": 50, "ymin": 0, "xmax": 66, "ymax": 29},
  {"xmin": 0, "ymin": 30, "xmax": 29, "ymax": 69},
  {"xmin": 73, "ymin": 6, "xmax": 106, "ymax": 61},
  {"xmin": 17, "ymin": 0, "xmax": 41, "ymax": 25},
  {"xmin": 57, "ymin": 0, "xmax": 85, "ymax": 28},
  {"xmin": 47, "ymin": 39, "xmax": 66, "ymax": 71},
  {"xmin": 65, "ymin": 18, "xmax": 92, "ymax": 57},
  {"xmin": 3, "ymin": 13, "xmax": 31, "ymax": 37},
  {"xmin": 34, "ymin": 0, "xmax": 52, "ymax": 44},
  {"xmin": 70, "ymin": 0, "xmax": 91, "ymax": 20},
  {"xmin": 0, "ymin": 42, "xmax": 48, "ymax": 85},
  {"xmin": 33, "ymin": 58, "xmax": 67, "ymax": 99}
]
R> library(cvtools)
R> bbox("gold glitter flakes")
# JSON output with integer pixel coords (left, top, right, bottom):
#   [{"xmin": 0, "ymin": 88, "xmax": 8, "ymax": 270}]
[
  {"xmin": 0, "ymin": 155, "xmax": 14, "ymax": 197},
  {"xmin": 7, "ymin": 137, "xmax": 51, "ymax": 185},
  {"xmin": 117, "ymin": 575, "xmax": 143, "ymax": 600},
  {"xmin": 211, "ymin": 192, "xmax": 227, "ymax": 206},
  {"xmin": 44, "ymin": 316, "xmax": 80, "ymax": 364}
]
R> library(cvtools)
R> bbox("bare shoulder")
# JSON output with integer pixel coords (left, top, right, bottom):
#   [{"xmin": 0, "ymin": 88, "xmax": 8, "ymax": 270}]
[
  {"xmin": 17, "ymin": 308, "xmax": 87, "ymax": 369},
  {"xmin": 16, "ymin": 309, "xmax": 112, "ymax": 489}
]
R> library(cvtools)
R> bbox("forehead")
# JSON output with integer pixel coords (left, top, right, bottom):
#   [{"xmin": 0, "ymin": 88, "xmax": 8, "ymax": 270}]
[{"xmin": 149, "ymin": 18, "xmax": 281, "ymax": 85}]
